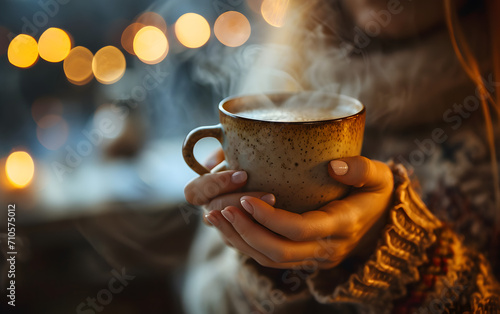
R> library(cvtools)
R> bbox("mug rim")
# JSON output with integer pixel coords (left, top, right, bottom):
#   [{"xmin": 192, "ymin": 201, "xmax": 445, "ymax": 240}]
[{"xmin": 218, "ymin": 91, "xmax": 365, "ymax": 124}]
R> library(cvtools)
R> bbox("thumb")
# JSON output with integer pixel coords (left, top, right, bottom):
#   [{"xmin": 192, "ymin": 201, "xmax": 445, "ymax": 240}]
[{"xmin": 328, "ymin": 156, "xmax": 392, "ymax": 189}]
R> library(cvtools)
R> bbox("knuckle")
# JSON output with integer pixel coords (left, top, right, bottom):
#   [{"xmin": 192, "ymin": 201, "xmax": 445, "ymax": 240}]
[
  {"xmin": 344, "ymin": 222, "xmax": 362, "ymax": 240},
  {"xmin": 202, "ymin": 180, "xmax": 221, "ymax": 200},
  {"xmin": 193, "ymin": 194, "xmax": 209, "ymax": 206},
  {"xmin": 255, "ymin": 210, "xmax": 270, "ymax": 226},
  {"xmin": 184, "ymin": 181, "xmax": 210, "ymax": 205}
]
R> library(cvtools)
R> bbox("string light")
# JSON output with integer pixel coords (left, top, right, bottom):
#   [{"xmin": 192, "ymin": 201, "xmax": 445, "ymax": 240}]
[
  {"xmin": 5, "ymin": 151, "xmax": 35, "ymax": 189},
  {"xmin": 92, "ymin": 46, "xmax": 126, "ymax": 84},
  {"xmin": 38, "ymin": 27, "xmax": 72, "ymax": 62},
  {"xmin": 175, "ymin": 13, "xmax": 210, "ymax": 48},
  {"xmin": 214, "ymin": 11, "xmax": 251, "ymax": 47},
  {"xmin": 64, "ymin": 46, "xmax": 94, "ymax": 85},
  {"xmin": 7, "ymin": 34, "xmax": 39, "ymax": 68},
  {"xmin": 133, "ymin": 26, "xmax": 168, "ymax": 64}
]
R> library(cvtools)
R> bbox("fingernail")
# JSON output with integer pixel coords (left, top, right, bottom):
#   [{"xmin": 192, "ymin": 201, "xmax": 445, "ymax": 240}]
[
  {"xmin": 231, "ymin": 171, "xmax": 247, "ymax": 184},
  {"xmin": 221, "ymin": 208, "xmax": 235, "ymax": 223},
  {"xmin": 240, "ymin": 199, "xmax": 254, "ymax": 214},
  {"xmin": 260, "ymin": 194, "xmax": 275, "ymax": 205},
  {"xmin": 205, "ymin": 213, "xmax": 219, "ymax": 227},
  {"xmin": 331, "ymin": 160, "xmax": 348, "ymax": 176}
]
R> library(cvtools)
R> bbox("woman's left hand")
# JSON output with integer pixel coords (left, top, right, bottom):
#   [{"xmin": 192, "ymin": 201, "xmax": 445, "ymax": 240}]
[{"xmin": 205, "ymin": 156, "xmax": 394, "ymax": 269}]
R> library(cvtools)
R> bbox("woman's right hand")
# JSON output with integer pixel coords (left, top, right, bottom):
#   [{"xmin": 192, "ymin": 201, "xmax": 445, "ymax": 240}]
[{"xmin": 184, "ymin": 149, "xmax": 276, "ymax": 225}]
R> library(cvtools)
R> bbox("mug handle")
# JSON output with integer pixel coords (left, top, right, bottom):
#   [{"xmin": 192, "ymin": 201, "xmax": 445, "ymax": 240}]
[{"xmin": 182, "ymin": 124, "xmax": 224, "ymax": 175}]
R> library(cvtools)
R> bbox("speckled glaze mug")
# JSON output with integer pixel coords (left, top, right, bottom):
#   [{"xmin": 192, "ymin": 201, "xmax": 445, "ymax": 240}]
[{"xmin": 183, "ymin": 92, "xmax": 365, "ymax": 213}]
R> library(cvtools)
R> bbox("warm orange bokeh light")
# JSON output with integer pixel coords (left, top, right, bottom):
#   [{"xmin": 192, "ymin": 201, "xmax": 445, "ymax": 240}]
[
  {"xmin": 64, "ymin": 46, "xmax": 94, "ymax": 85},
  {"xmin": 36, "ymin": 115, "xmax": 70, "ymax": 150},
  {"xmin": 38, "ymin": 27, "xmax": 72, "ymax": 62},
  {"xmin": 214, "ymin": 11, "xmax": 251, "ymax": 47},
  {"xmin": 261, "ymin": 0, "xmax": 289, "ymax": 27},
  {"xmin": 121, "ymin": 23, "xmax": 145, "ymax": 55},
  {"xmin": 136, "ymin": 12, "xmax": 167, "ymax": 34},
  {"xmin": 92, "ymin": 46, "xmax": 126, "ymax": 85},
  {"xmin": 175, "ymin": 13, "xmax": 210, "ymax": 48},
  {"xmin": 5, "ymin": 151, "xmax": 35, "ymax": 188},
  {"xmin": 31, "ymin": 96, "xmax": 64, "ymax": 125},
  {"xmin": 7, "ymin": 34, "xmax": 39, "ymax": 68},
  {"xmin": 133, "ymin": 26, "xmax": 169, "ymax": 64}
]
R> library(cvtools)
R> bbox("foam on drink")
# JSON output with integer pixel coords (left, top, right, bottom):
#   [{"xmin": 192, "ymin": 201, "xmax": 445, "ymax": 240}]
[{"xmin": 233, "ymin": 92, "xmax": 360, "ymax": 122}]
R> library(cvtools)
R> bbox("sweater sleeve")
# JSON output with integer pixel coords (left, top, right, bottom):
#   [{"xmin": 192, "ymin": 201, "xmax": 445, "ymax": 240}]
[{"xmin": 237, "ymin": 162, "xmax": 500, "ymax": 313}]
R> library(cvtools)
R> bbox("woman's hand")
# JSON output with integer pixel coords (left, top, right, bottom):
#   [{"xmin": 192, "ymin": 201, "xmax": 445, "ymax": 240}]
[
  {"xmin": 184, "ymin": 149, "xmax": 276, "ymax": 226},
  {"xmin": 197, "ymin": 156, "xmax": 394, "ymax": 269}
]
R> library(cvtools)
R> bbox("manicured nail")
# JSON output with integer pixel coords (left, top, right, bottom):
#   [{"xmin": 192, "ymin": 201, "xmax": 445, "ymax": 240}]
[
  {"xmin": 221, "ymin": 208, "xmax": 235, "ymax": 223},
  {"xmin": 331, "ymin": 160, "xmax": 348, "ymax": 176},
  {"xmin": 240, "ymin": 199, "xmax": 254, "ymax": 214},
  {"xmin": 205, "ymin": 213, "xmax": 219, "ymax": 227},
  {"xmin": 260, "ymin": 194, "xmax": 276, "ymax": 205},
  {"xmin": 231, "ymin": 171, "xmax": 247, "ymax": 184}
]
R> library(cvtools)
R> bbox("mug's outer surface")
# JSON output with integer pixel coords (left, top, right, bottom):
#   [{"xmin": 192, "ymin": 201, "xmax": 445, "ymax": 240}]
[{"xmin": 219, "ymin": 96, "xmax": 365, "ymax": 213}]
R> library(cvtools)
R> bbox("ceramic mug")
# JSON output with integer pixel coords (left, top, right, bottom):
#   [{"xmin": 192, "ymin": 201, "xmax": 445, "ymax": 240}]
[{"xmin": 182, "ymin": 92, "xmax": 365, "ymax": 213}]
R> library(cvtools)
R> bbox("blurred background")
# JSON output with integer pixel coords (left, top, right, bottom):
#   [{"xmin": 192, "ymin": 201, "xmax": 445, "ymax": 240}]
[{"xmin": 0, "ymin": 0, "xmax": 287, "ymax": 312}]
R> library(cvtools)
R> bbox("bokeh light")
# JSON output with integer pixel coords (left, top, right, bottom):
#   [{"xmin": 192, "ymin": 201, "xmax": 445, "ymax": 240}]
[
  {"xmin": 121, "ymin": 23, "xmax": 145, "ymax": 55},
  {"xmin": 93, "ymin": 104, "xmax": 126, "ymax": 139},
  {"xmin": 175, "ymin": 13, "xmax": 210, "ymax": 48},
  {"xmin": 63, "ymin": 46, "xmax": 94, "ymax": 85},
  {"xmin": 92, "ymin": 46, "xmax": 126, "ymax": 85},
  {"xmin": 31, "ymin": 96, "xmax": 64, "ymax": 125},
  {"xmin": 261, "ymin": 0, "xmax": 289, "ymax": 27},
  {"xmin": 36, "ymin": 115, "xmax": 69, "ymax": 150},
  {"xmin": 136, "ymin": 12, "xmax": 167, "ymax": 34},
  {"xmin": 214, "ymin": 11, "xmax": 251, "ymax": 47},
  {"xmin": 38, "ymin": 27, "xmax": 72, "ymax": 62},
  {"xmin": 7, "ymin": 34, "xmax": 39, "ymax": 68},
  {"xmin": 5, "ymin": 151, "xmax": 35, "ymax": 188},
  {"xmin": 0, "ymin": 26, "xmax": 10, "ymax": 56},
  {"xmin": 133, "ymin": 26, "xmax": 168, "ymax": 64}
]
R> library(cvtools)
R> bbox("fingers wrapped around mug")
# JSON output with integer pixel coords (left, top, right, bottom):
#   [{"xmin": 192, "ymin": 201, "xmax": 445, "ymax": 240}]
[
  {"xmin": 184, "ymin": 169, "xmax": 276, "ymax": 226},
  {"xmin": 205, "ymin": 206, "xmax": 345, "ymax": 269},
  {"xmin": 205, "ymin": 156, "xmax": 394, "ymax": 269}
]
